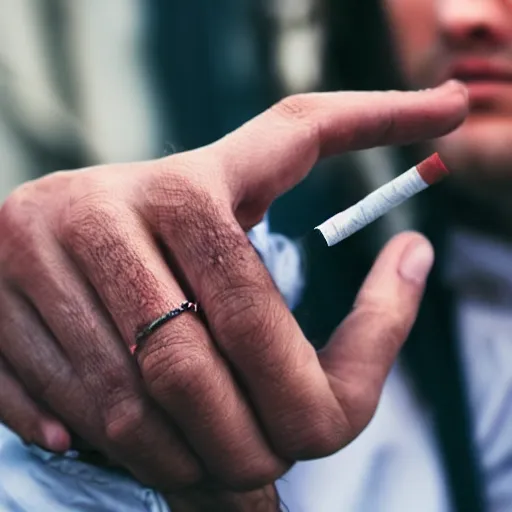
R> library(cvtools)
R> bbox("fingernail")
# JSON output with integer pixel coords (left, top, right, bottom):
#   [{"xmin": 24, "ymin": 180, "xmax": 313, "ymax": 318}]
[
  {"xmin": 442, "ymin": 79, "xmax": 469, "ymax": 97},
  {"xmin": 41, "ymin": 424, "xmax": 70, "ymax": 453},
  {"xmin": 441, "ymin": 79, "xmax": 461, "ymax": 89},
  {"xmin": 399, "ymin": 240, "xmax": 434, "ymax": 284}
]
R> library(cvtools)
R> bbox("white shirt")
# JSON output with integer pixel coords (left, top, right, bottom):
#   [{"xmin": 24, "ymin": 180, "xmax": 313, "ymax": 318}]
[{"xmin": 446, "ymin": 230, "xmax": 512, "ymax": 511}]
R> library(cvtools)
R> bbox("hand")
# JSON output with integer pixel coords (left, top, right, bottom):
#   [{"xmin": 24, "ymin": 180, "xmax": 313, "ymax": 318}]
[{"xmin": 0, "ymin": 82, "xmax": 467, "ymax": 502}]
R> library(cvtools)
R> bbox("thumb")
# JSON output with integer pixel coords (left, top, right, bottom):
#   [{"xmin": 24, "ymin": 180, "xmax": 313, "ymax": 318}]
[
  {"xmin": 209, "ymin": 81, "xmax": 467, "ymax": 226},
  {"xmin": 318, "ymin": 232, "xmax": 434, "ymax": 438}
]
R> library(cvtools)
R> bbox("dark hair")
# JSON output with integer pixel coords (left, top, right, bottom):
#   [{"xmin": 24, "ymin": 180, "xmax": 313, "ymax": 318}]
[{"xmin": 323, "ymin": 0, "xmax": 404, "ymax": 92}]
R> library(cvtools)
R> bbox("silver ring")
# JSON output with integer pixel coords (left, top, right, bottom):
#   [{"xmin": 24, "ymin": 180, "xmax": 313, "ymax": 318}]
[{"xmin": 131, "ymin": 301, "xmax": 198, "ymax": 356}]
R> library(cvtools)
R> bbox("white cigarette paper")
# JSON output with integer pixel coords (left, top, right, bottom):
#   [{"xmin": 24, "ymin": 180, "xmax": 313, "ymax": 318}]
[{"xmin": 316, "ymin": 165, "xmax": 428, "ymax": 247}]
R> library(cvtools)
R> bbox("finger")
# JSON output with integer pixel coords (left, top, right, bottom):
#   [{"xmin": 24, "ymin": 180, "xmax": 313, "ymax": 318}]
[
  {"xmin": 0, "ymin": 289, "xmax": 103, "ymax": 451},
  {"xmin": 165, "ymin": 483, "xmax": 280, "ymax": 512},
  {"xmin": 8, "ymin": 240, "xmax": 202, "ymax": 490},
  {"xmin": 151, "ymin": 200, "xmax": 344, "ymax": 461},
  {"xmin": 209, "ymin": 80, "xmax": 468, "ymax": 224},
  {"xmin": 0, "ymin": 355, "xmax": 71, "ymax": 452},
  {"xmin": 59, "ymin": 205, "xmax": 286, "ymax": 489},
  {"xmin": 319, "ymin": 232, "xmax": 434, "ymax": 438}
]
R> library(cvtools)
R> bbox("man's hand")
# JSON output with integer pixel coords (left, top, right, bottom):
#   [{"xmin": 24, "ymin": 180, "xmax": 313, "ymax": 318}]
[{"xmin": 0, "ymin": 82, "xmax": 467, "ymax": 502}]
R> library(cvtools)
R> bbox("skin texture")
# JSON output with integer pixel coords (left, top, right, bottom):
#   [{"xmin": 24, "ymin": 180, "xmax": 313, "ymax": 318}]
[
  {"xmin": 0, "ymin": 83, "xmax": 467, "ymax": 510},
  {"xmin": 384, "ymin": 0, "xmax": 512, "ymax": 215}
]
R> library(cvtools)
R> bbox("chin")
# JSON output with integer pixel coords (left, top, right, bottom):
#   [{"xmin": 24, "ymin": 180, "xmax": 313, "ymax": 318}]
[{"xmin": 435, "ymin": 117, "xmax": 512, "ymax": 184}]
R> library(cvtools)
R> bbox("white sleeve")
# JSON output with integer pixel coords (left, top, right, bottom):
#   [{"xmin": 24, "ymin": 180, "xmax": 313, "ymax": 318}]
[{"xmin": 248, "ymin": 216, "xmax": 305, "ymax": 311}]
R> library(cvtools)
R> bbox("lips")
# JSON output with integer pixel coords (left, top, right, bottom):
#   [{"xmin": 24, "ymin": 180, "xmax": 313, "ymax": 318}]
[
  {"xmin": 447, "ymin": 59, "xmax": 512, "ymax": 104},
  {"xmin": 450, "ymin": 60, "xmax": 512, "ymax": 83}
]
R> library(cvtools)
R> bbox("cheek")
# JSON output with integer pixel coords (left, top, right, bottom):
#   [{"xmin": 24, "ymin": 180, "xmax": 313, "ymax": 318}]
[{"xmin": 383, "ymin": 0, "xmax": 438, "ymax": 87}]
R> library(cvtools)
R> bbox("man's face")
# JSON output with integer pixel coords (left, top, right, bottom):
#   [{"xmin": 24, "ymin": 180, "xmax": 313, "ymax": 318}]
[{"xmin": 384, "ymin": 0, "xmax": 512, "ymax": 190}]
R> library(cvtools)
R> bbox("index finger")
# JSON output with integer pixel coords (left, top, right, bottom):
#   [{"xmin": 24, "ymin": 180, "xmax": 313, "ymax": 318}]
[{"xmin": 211, "ymin": 80, "xmax": 468, "ymax": 219}]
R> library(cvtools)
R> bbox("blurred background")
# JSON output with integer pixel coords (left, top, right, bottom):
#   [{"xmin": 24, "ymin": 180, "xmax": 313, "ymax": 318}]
[
  {"xmin": 1, "ymin": 0, "xmax": 330, "ymax": 194},
  {"xmin": 0, "ymin": 0, "xmax": 404, "ymax": 217},
  {"xmin": 0, "ymin": 0, "xmax": 416, "ymax": 339}
]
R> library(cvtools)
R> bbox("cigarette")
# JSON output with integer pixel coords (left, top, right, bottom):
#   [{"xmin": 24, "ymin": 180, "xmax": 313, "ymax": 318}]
[{"xmin": 315, "ymin": 153, "xmax": 449, "ymax": 247}]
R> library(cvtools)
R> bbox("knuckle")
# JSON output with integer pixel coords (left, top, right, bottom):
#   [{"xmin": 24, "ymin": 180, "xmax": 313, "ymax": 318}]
[
  {"xmin": 98, "ymin": 367, "xmax": 135, "ymax": 408},
  {"xmin": 209, "ymin": 282, "xmax": 258, "ymax": 332},
  {"xmin": 277, "ymin": 410, "xmax": 348, "ymax": 461},
  {"xmin": 60, "ymin": 199, "xmax": 108, "ymax": 250},
  {"xmin": 0, "ymin": 185, "xmax": 27, "ymax": 229},
  {"xmin": 383, "ymin": 310, "xmax": 411, "ymax": 345},
  {"xmin": 0, "ymin": 188, "xmax": 54, "ymax": 283},
  {"xmin": 141, "ymin": 333, "xmax": 211, "ymax": 402},
  {"xmin": 208, "ymin": 283, "xmax": 280, "ymax": 356},
  {"xmin": 271, "ymin": 94, "xmax": 320, "ymax": 139},
  {"xmin": 335, "ymin": 380, "xmax": 380, "ymax": 438},
  {"xmin": 372, "ymin": 111, "xmax": 397, "ymax": 147},
  {"xmin": 103, "ymin": 390, "xmax": 204, "ymax": 491},
  {"xmin": 355, "ymin": 301, "xmax": 411, "ymax": 348},
  {"xmin": 58, "ymin": 174, "xmax": 119, "ymax": 250},
  {"xmin": 145, "ymin": 172, "xmax": 195, "ymax": 230},
  {"xmin": 145, "ymin": 157, "xmax": 226, "ymax": 236},
  {"xmin": 0, "ymin": 173, "xmax": 69, "ymax": 277},
  {"xmin": 149, "ymin": 171, "xmax": 251, "ymax": 281},
  {"xmin": 377, "ymin": 308, "xmax": 411, "ymax": 349},
  {"xmin": 0, "ymin": 184, "xmax": 37, "ymax": 248},
  {"xmin": 36, "ymin": 366, "xmax": 74, "ymax": 404},
  {"xmin": 103, "ymin": 394, "xmax": 145, "ymax": 447},
  {"xmin": 272, "ymin": 94, "xmax": 312, "ymax": 120},
  {"xmin": 0, "ymin": 172, "xmax": 71, "ymax": 243}
]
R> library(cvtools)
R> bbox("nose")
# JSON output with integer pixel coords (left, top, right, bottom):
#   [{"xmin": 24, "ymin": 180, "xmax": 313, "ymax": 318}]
[{"xmin": 438, "ymin": 0, "xmax": 512, "ymax": 49}]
